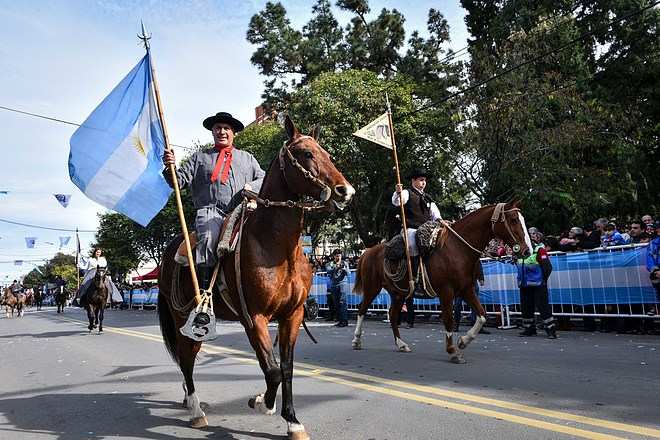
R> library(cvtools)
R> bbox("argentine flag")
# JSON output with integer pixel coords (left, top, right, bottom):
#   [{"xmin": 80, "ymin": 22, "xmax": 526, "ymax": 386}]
[{"xmin": 68, "ymin": 54, "xmax": 172, "ymax": 226}]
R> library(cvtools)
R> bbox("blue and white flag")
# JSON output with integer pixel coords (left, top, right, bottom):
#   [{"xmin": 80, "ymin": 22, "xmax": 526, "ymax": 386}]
[
  {"xmin": 54, "ymin": 194, "xmax": 71, "ymax": 208},
  {"xmin": 68, "ymin": 54, "xmax": 172, "ymax": 226},
  {"xmin": 25, "ymin": 237, "xmax": 36, "ymax": 248},
  {"xmin": 59, "ymin": 236, "xmax": 71, "ymax": 248}
]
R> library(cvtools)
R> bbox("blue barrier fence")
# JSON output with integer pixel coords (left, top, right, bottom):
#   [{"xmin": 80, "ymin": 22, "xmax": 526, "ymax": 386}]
[
  {"xmin": 126, "ymin": 245, "xmax": 658, "ymax": 317},
  {"xmin": 309, "ymin": 244, "xmax": 658, "ymax": 318}
]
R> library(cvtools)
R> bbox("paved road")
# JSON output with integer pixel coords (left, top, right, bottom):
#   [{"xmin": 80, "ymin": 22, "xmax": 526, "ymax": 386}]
[{"xmin": 1, "ymin": 307, "xmax": 659, "ymax": 440}]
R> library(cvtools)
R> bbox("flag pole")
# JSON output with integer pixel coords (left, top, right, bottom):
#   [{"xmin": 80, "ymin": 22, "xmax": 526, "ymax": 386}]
[
  {"xmin": 138, "ymin": 23, "xmax": 201, "ymax": 304},
  {"xmin": 386, "ymin": 93, "xmax": 415, "ymax": 297},
  {"xmin": 75, "ymin": 228, "xmax": 80, "ymax": 293}
]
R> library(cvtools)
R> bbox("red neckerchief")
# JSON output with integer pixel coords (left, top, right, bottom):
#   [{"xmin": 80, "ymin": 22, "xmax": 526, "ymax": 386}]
[{"xmin": 210, "ymin": 145, "xmax": 233, "ymax": 184}]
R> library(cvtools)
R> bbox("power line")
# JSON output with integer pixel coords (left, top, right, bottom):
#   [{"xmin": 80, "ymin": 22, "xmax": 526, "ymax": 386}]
[
  {"xmin": 0, "ymin": 105, "xmax": 195, "ymax": 151},
  {"xmin": 0, "ymin": 218, "xmax": 96, "ymax": 233},
  {"xmin": 403, "ymin": 1, "xmax": 659, "ymax": 118}
]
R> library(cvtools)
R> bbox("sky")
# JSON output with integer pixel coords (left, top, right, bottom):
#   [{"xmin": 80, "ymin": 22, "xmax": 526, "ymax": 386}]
[{"xmin": 0, "ymin": 0, "xmax": 469, "ymax": 282}]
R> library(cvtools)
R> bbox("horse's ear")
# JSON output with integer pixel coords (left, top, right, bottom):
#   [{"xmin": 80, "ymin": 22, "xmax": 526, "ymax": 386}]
[
  {"xmin": 309, "ymin": 124, "xmax": 321, "ymax": 141},
  {"xmin": 509, "ymin": 199, "xmax": 522, "ymax": 209},
  {"xmin": 284, "ymin": 115, "xmax": 299, "ymax": 140}
]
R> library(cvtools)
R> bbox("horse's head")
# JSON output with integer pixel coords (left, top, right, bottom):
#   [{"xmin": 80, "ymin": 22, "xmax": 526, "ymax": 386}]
[
  {"xmin": 94, "ymin": 267, "xmax": 107, "ymax": 289},
  {"xmin": 490, "ymin": 200, "xmax": 533, "ymax": 258},
  {"xmin": 278, "ymin": 115, "xmax": 355, "ymax": 211}
]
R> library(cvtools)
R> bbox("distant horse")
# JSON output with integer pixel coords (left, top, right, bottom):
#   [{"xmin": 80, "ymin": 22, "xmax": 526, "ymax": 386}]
[
  {"xmin": 158, "ymin": 116, "xmax": 354, "ymax": 439},
  {"xmin": 34, "ymin": 288, "xmax": 43, "ymax": 311},
  {"xmin": 2, "ymin": 288, "xmax": 25, "ymax": 318},
  {"xmin": 83, "ymin": 267, "xmax": 109, "ymax": 332},
  {"xmin": 55, "ymin": 287, "xmax": 69, "ymax": 314},
  {"xmin": 24, "ymin": 289, "xmax": 34, "ymax": 309},
  {"xmin": 352, "ymin": 202, "xmax": 533, "ymax": 363}
]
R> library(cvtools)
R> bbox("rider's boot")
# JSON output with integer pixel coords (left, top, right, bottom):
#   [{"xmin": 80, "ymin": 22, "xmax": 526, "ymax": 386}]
[{"xmin": 193, "ymin": 265, "xmax": 214, "ymax": 327}]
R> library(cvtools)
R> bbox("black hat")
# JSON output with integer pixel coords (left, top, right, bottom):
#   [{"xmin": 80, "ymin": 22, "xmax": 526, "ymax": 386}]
[
  {"xmin": 202, "ymin": 112, "xmax": 244, "ymax": 132},
  {"xmin": 407, "ymin": 168, "xmax": 431, "ymax": 180},
  {"xmin": 331, "ymin": 249, "xmax": 342, "ymax": 256}
]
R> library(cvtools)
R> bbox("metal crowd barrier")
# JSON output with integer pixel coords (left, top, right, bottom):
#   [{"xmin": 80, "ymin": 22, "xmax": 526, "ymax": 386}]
[{"xmin": 310, "ymin": 244, "xmax": 659, "ymax": 321}]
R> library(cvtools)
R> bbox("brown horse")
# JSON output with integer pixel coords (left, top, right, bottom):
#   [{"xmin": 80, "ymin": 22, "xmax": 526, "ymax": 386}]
[
  {"xmin": 2, "ymin": 288, "xmax": 25, "ymax": 318},
  {"xmin": 55, "ymin": 287, "xmax": 69, "ymax": 314},
  {"xmin": 34, "ymin": 288, "xmax": 43, "ymax": 311},
  {"xmin": 157, "ymin": 116, "xmax": 354, "ymax": 439},
  {"xmin": 83, "ymin": 268, "xmax": 109, "ymax": 332},
  {"xmin": 352, "ymin": 201, "xmax": 533, "ymax": 363}
]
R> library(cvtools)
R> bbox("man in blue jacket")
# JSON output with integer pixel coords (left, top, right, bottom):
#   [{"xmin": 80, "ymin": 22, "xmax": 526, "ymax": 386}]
[
  {"xmin": 517, "ymin": 228, "xmax": 557, "ymax": 339},
  {"xmin": 326, "ymin": 249, "xmax": 350, "ymax": 327}
]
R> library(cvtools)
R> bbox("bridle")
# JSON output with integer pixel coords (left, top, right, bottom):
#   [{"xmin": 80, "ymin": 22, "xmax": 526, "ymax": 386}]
[
  {"xmin": 242, "ymin": 136, "xmax": 334, "ymax": 211},
  {"xmin": 278, "ymin": 136, "xmax": 332, "ymax": 204}
]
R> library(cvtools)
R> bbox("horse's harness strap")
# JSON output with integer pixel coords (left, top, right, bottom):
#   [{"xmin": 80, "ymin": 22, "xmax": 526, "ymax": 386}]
[
  {"xmin": 491, "ymin": 203, "xmax": 520, "ymax": 246},
  {"xmin": 279, "ymin": 137, "xmax": 332, "ymax": 203},
  {"xmin": 441, "ymin": 220, "xmax": 485, "ymax": 256},
  {"xmin": 235, "ymin": 199, "xmax": 254, "ymax": 329},
  {"xmin": 242, "ymin": 189, "xmax": 326, "ymax": 212}
]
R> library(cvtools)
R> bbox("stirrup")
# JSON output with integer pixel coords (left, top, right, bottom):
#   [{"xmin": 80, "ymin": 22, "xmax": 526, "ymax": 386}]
[{"xmin": 180, "ymin": 291, "xmax": 218, "ymax": 342}]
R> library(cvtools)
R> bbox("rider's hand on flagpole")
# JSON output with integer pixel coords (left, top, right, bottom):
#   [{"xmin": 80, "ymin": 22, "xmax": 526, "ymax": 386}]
[
  {"xmin": 395, "ymin": 183, "xmax": 403, "ymax": 194},
  {"xmin": 163, "ymin": 150, "xmax": 176, "ymax": 166}
]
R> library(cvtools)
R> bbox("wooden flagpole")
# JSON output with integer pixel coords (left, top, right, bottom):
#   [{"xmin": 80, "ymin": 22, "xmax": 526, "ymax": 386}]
[
  {"xmin": 386, "ymin": 93, "xmax": 415, "ymax": 297},
  {"xmin": 75, "ymin": 228, "xmax": 80, "ymax": 294},
  {"xmin": 139, "ymin": 23, "xmax": 202, "ymax": 304}
]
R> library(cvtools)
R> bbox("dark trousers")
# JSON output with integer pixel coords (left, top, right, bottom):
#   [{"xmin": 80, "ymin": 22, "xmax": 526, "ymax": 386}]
[
  {"xmin": 330, "ymin": 285, "xmax": 348, "ymax": 323},
  {"xmin": 326, "ymin": 292, "xmax": 336, "ymax": 320},
  {"xmin": 397, "ymin": 296, "xmax": 415, "ymax": 326},
  {"xmin": 520, "ymin": 285, "xmax": 553, "ymax": 326}
]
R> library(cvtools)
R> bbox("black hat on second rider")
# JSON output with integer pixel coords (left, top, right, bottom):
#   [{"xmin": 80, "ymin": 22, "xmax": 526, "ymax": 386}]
[
  {"xmin": 202, "ymin": 112, "xmax": 245, "ymax": 133},
  {"xmin": 407, "ymin": 168, "xmax": 431, "ymax": 180}
]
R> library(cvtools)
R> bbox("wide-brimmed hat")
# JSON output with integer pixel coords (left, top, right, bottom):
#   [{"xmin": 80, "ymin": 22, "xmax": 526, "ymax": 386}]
[
  {"xmin": 202, "ymin": 112, "xmax": 244, "ymax": 132},
  {"xmin": 407, "ymin": 168, "xmax": 431, "ymax": 180}
]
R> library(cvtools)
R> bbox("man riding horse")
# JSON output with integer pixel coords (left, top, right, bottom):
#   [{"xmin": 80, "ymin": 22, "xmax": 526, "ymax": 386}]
[
  {"xmin": 162, "ymin": 112, "xmax": 265, "ymax": 297},
  {"xmin": 391, "ymin": 168, "xmax": 442, "ymax": 293}
]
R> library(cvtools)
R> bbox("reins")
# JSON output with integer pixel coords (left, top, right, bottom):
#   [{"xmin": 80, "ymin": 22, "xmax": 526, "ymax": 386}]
[{"xmin": 441, "ymin": 203, "xmax": 523, "ymax": 257}]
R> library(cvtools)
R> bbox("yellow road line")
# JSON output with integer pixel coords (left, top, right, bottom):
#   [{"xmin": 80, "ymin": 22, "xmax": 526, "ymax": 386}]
[{"xmin": 57, "ymin": 317, "xmax": 658, "ymax": 439}]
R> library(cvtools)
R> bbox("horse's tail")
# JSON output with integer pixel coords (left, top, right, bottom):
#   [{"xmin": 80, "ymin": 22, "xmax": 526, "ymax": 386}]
[
  {"xmin": 353, "ymin": 244, "xmax": 384, "ymax": 295},
  {"xmin": 158, "ymin": 292, "xmax": 179, "ymax": 364}
]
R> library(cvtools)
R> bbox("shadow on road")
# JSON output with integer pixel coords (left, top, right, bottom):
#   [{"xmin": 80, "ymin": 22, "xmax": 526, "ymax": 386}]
[
  {"xmin": 0, "ymin": 392, "xmax": 287, "ymax": 440},
  {"xmin": 0, "ymin": 330, "xmax": 86, "ymax": 339}
]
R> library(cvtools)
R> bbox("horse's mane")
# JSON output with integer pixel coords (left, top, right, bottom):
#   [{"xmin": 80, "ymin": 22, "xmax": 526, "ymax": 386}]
[{"xmin": 453, "ymin": 204, "xmax": 498, "ymax": 228}]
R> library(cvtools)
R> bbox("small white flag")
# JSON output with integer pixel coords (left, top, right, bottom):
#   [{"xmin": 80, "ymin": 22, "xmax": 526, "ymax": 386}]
[{"xmin": 352, "ymin": 112, "xmax": 392, "ymax": 149}]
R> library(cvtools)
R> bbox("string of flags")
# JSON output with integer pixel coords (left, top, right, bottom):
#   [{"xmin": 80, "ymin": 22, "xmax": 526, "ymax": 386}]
[{"xmin": 0, "ymin": 191, "xmax": 72, "ymax": 207}]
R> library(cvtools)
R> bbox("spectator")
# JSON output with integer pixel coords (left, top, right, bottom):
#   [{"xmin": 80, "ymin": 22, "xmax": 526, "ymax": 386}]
[
  {"xmin": 646, "ymin": 221, "xmax": 660, "ymax": 315},
  {"xmin": 559, "ymin": 227, "xmax": 585, "ymax": 252},
  {"xmin": 517, "ymin": 227, "xmax": 557, "ymax": 339},
  {"xmin": 642, "ymin": 214, "xmax": 654, "ymax": 227},
  {"xmin": 326, "ymin": 249, "xmax": 349, "ymax": 327},
  {"xmin": 580, "ymin": 218, "xmax": 608, "ymax": 249},
  {"xmin": 629, "ymin": 220, "xmax": 650, "ymax": 244},
  {"xmin": 601, "ymin": 222, "xmax": 629, "ymax": 247}
]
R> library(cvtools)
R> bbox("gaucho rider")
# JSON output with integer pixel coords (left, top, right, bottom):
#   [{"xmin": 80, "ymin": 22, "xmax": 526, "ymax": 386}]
[
  {"xmin": 392, "ymin": 168, "xmax": 442, "ymax": 292},
  {"xmin": 162, "ymin": 112, "xmax": 265, "ymax": 293}
]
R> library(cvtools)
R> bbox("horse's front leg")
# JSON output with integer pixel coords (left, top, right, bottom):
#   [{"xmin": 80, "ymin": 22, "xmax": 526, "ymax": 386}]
[
  {"xmin": 246, "ymin": 315, "xmax": 281, "ymax": 415},
  {"xmin": 458, "ymin": 287, "xmax": 486, "ymax": 350},
  {"xmin": 86, "ymin": 306, "xmax": 95, "ymax": 331},
  {"xmin": 98, "ymin": 303, "xmax": 105, "ymax": 332},
  {"xmin": 441, "ymin": 290, "xmax": 465, "ymax": 364},
  {"xmin": 279, "ymin": 307, "xmax": 309, "ymax": 440},
  {"xmin": 389, "ymin": 294, "xmax": 411, "ymax": 352}
]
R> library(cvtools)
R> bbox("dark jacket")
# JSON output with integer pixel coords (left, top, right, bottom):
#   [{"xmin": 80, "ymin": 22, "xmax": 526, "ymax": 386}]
[{"xmin": 403, "ymin": 188, "xmax": 433, "ymax": 229}]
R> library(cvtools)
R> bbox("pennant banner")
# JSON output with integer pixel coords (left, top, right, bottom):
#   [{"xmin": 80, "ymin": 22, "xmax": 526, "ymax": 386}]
[
  {"xmin": 14, "ymin": 260, "xmax": 23, "ymax": 266},
  {"xmin": 68, "ymin": 54, "xmax": 172, "ymax": 227},
  {"xmin": 352, "ymin": 112, "xmax": 393, "ymax": 149},
  {"xmin": 59, "ymin": 236, "xmax": 71, "ymax": 248},
  {"xmin": 25, "ymin": 237, "xmax": 36, "ymax": 249},
  {"xmin": 54, "ymin": 194, "xmax": 71, "ymax": 208}
]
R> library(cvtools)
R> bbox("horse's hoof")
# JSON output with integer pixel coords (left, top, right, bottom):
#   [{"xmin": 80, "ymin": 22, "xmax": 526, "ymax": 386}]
[
  {"xmin": 449, "ymin": 354, "xmax": 466, "ymax": 364},
  {"xmin": 351, "ymin": 340, "xmax": 362, "ymax": 350},
  {"xmin": 190, "ymin": 415, "xmax": 208, "ymax": 429},
  {"xmin": 458, "ymin": 338, "xmax": 467, "ymax": 350},
  {"xmin": 288, "ymin": 431, "xmax": 310, "ymax": 440},
  {"xmin": 398, "ymin": 345, "xmax": 412, "ymax": 353}
]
